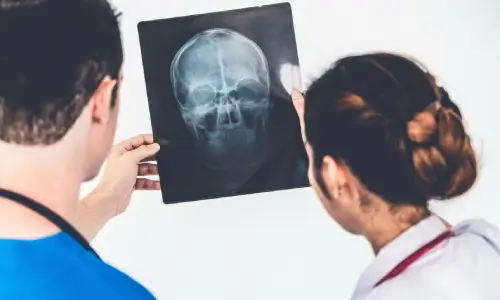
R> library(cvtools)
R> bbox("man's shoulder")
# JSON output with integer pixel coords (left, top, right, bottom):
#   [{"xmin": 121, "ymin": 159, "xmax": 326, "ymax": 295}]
[{"xmin": 0, "ymin": 234, "xmax": 154, "ymax": 299}]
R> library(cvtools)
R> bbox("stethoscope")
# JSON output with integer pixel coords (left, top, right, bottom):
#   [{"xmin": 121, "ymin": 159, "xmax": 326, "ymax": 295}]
[{"xmin": 0, "ymin": 188, "xmax": 100, "ymax": 259}]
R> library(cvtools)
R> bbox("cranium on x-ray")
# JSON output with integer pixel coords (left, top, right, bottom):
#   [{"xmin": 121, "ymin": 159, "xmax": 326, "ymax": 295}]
[{"xmin": 171, "ymin": 28, "xmax": 271, "ymax": 171}]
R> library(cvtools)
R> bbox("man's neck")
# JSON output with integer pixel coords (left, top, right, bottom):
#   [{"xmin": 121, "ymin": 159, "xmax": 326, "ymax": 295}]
[{"xmin": 0, "ymin": 142, "xmax": 84, "ymax": 240}]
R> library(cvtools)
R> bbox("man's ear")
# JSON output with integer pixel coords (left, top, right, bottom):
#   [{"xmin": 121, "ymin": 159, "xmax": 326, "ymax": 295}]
[
  {"xmin": 322, "ymin": 155, "xmax": 346, "ymax": 198},
  {"xmin": 90, "ymin": 76, "xmax": 117, "ymax": 124}
]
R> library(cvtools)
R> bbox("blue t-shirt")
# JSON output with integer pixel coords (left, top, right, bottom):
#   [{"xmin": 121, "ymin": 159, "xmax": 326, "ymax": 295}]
[{"xmin": 0, "ymin": 232, "xmax": 155, "ymax": 299}]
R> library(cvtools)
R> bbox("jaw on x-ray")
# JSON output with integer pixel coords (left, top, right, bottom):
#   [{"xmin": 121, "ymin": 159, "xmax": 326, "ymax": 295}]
[{"xmin": 171, "ymin": 28, "xmax": 271, "ymax": 171}]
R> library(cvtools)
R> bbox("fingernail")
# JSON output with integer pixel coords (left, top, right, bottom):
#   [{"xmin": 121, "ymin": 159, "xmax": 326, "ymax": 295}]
[{"xmin": 151, "ymin": 143, "xmax": 160, "ymax": 150}]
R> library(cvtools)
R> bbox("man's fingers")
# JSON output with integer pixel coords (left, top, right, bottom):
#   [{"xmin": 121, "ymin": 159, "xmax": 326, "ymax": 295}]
[
  {"xmin": 291, "ymin": 89, "xmax": 307, "ymax": 143},
  {"xmin": 135, "ymin": 178, "xmax": 161, "ymax": 190},
  {"xmin": 127, "ymin": 143, "xmax": 160, "ymax": 162},
  {"xmin": 115, "ymin": 134, "xmax": 155, "ymax": 155},
  {"xmin": 138, "ymin": 163, "xmax": 158, "ymax": 176}
]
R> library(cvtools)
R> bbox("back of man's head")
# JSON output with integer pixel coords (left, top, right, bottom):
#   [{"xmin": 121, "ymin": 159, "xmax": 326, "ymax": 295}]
[{"xmin": 0, "ymin": 0, "xmax": 123, "ymax": 145}]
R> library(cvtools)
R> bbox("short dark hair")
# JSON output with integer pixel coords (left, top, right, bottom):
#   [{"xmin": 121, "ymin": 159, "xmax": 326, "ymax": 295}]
[
  {"xmin": 0, "ymin": 0, "xmax": 123, "ymax": 145},
  {"xmin": 304, "ymin": 53, "xmax": 477, "ymax": 206}
]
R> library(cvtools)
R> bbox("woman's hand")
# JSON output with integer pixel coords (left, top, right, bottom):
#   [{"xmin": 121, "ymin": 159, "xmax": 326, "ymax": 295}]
[{"xmin": 76, "ymin": 134, "xmax": 161, "ymax": 241}]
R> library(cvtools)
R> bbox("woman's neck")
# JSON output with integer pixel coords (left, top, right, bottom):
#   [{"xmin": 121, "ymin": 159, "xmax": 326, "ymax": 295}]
[{"xmin": 363, "ymin": 206, "xmax": 431, "ymax": 254}]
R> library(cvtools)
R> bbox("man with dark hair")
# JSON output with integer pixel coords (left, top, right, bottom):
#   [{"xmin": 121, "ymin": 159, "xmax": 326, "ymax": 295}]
[{"xmin": 0, "ymin": 0, "xmax": 157, "ymax": 298}]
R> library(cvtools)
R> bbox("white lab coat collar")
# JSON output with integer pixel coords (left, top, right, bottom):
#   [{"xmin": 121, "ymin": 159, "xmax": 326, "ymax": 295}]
[{"xmin": 351, "ymin": 214, "xmax": 448, "ymax": 298}]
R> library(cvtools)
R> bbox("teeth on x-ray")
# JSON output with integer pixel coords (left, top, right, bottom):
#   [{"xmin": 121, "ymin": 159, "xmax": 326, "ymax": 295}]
[{"xmin": 171, "ymin": 28, "xmax": 271, "ymax": 138}]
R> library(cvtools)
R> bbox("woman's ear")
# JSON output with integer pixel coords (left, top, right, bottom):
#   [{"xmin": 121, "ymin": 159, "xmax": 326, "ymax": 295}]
[
  {"xmin": 90, "ymin": 76, "xmax": 117, "ymax": 124},
  {"xmin": 322, "ymin": 155, "xmax": 346, "ymax": 199}
]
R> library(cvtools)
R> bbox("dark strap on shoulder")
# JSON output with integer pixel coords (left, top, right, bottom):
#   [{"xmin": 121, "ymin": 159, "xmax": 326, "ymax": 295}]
[{"xmin": 0, "ymin": 188, "xmax": 99, "ymax": 258}]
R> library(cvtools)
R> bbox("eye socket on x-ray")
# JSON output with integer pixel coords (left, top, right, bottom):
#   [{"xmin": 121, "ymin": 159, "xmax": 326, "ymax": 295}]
[
  {"xmin": 233, "ymin": 79, "xmax": 267, "ymax": 104},
  {"xmin": 187, "ymin": 85, "xmax": 217, "ymax": 106}
]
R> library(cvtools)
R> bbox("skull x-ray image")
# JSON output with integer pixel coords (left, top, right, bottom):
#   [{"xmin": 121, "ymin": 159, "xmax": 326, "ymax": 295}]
[
  {"xmin": 138, "ymin": 3, "xmax": 309, "ymax": 204},
  {"xmin": 171, "ymin": 29, "xmax": 271, "ymax": 171}
]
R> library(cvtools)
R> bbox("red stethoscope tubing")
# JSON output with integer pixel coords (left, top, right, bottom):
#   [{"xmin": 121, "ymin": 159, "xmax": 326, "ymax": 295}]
[{"xmin": 374, "ymin": 229, "xmax": 454, "ymax": 288}]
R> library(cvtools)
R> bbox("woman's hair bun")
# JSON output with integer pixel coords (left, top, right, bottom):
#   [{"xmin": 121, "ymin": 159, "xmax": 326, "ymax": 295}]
[{"xmin": 407, "ymin": 98, "xmax": 477, "ymax": 200}]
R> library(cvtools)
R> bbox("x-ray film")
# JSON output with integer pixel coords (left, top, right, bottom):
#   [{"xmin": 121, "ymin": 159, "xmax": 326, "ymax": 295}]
[{"xmin": 138, "ymin": 3, "xmax": 309, "ymax": 204}]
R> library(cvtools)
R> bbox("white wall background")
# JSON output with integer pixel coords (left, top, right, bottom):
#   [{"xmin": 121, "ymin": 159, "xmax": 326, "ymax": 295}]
[{"xmin": 80, "ymin": 0, "xmax": 500, "ymax": 299}]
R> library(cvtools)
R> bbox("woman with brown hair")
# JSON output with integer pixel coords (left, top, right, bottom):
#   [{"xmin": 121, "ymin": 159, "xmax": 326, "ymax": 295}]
[{"xmin": 291, "ymin": 53, "xmax": 500, "ymax": 299}]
